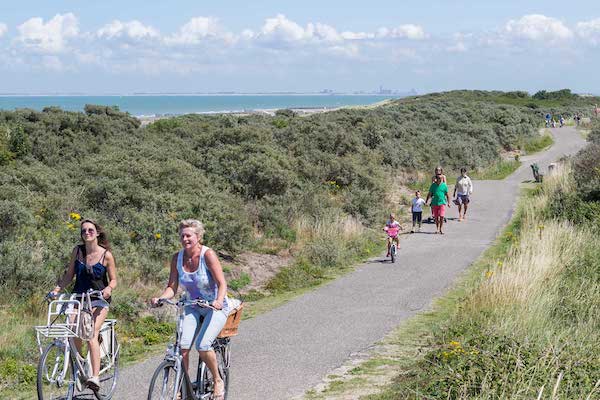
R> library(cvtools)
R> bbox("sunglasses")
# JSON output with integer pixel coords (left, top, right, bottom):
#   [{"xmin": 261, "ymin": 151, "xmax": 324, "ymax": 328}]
[{"xmin": 81, "ymin": 228, "xmax": 96, "ymax": 234}]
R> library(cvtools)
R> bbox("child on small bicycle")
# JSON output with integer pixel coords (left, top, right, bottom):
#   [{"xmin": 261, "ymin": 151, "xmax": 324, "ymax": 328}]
[{"xmin": 383, "ymin": 213, "xmax": 402, "ymax": 257}]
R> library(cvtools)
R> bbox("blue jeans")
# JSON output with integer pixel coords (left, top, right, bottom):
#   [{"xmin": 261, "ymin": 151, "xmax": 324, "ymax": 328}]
[{"xmin": 180, "ymin": 305, "xmax": 228, "ymax": 351}]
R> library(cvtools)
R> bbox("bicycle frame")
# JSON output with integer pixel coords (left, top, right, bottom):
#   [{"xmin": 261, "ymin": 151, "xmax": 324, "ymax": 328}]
[{"xmin": 155, "ymin": 298, "xmax": 225, "ymax": 400}]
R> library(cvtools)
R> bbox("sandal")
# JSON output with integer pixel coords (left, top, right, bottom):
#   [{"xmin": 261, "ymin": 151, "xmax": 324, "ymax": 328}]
[{"xmin": 213, "ymin": 380, "xmax": 225, "ymax": 400}]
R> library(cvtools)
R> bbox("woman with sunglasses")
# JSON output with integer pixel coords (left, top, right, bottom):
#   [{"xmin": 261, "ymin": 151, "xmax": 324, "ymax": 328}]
[{"xmin": 50, "ymin": 219, "xmax": 117, "ymax": 391}]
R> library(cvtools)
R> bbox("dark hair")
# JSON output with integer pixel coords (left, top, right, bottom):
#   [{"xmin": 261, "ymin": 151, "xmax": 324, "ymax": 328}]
[
  {"xmin": 460, "ymin": 167, "xmax": 467, "ymax": 173},
  {"xmin": 80, "ymin": 219, "xmax": 111, "ymax": 250}
]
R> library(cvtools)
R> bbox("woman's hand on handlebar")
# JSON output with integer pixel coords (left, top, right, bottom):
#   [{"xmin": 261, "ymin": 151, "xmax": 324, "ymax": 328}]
[
  {"xmin": 102, "ymin": 286, "xmax": 112, "ymax": 300},
  {"xmin": 150, "ymin": 297, "xmax": 162, "ymax": 307},
  {"xmin": 211, "ymin": 299, "xmax": 223, "ymax": 310}
]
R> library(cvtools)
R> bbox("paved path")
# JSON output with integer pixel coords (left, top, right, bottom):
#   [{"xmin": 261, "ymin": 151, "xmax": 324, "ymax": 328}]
[{"xmin": 116, "ymin": 127, "xmax": 585, "ymax": 400}]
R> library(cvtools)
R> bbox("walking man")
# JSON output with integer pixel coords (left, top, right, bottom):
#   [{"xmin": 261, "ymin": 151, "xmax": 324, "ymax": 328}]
[
  {"xmin": 426, "ymin": 175, "xmax": 451, "ymax": 234},
  {"xmin": 453, "ymin": 167, "xmax": 473, "ymax": 221}
]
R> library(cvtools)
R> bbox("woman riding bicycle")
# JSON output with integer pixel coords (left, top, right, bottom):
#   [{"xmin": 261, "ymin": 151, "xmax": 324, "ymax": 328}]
[
  {"xmin": 50, "ymin": 219, "xmax": 117, "ymax": 391},
  {"xmin": 383, "ymin": 213, "xmax": 402, "ymax": 257},
  {"xmin": 151, "ymin": 219, "xmax": 229, "ymax": 400}
]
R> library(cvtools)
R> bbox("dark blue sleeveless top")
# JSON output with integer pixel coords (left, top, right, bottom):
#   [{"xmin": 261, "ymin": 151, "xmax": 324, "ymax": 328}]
[{"xmin": 73, "ymin": 246, "xmax": 111, "ymax": 303}]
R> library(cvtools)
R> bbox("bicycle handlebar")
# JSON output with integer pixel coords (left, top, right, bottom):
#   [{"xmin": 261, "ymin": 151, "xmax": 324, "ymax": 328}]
[
  {"xmin": 45, "ymin": 289, "xmax": 106, "ymax": 302},
  {"xmin": 154, "ymin": 298, "xmax": 214, "ymax": 309}
]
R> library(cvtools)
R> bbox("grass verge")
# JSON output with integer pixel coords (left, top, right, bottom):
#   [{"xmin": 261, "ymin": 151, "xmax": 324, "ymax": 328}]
[
  {"xmin": 521, "ymin": 129, "xmax": 554, "ymax": 154},
  {"xmin": 470, "ymin": 159, "xmax": 521, "ymax": 180}
]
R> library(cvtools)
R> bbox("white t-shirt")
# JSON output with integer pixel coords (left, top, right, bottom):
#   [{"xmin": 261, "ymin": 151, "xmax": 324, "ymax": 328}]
[
  {"xmin": 411, "ymin": 198, "xmax": 426, "ymax": 212},
  {"xmin": 455, "ymin": 175, "xmax": 473, "ymax": 196}
]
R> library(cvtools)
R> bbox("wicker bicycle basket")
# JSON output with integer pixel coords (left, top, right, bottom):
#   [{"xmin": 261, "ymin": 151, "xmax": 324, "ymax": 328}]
[{"xmin": 218, "ymin": 302, "xmax": 244, "ymax": 338}]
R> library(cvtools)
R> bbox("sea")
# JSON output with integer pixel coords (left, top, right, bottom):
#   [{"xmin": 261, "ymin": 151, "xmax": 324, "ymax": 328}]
[{"xmin": 0, "ymin": 94, "xmax": 402, "ymax": 117}]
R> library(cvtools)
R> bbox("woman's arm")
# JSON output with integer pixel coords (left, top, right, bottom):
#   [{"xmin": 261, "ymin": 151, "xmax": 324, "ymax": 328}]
[
  {"xmin": 151, "ymin": 254, "xmax": 179, "ymax": 305},
  {"xmin": 204, "ymin": 249, "xmax": 227, "ymax": 310},
  {"xmin": 52, "ymin": 247, "xmax": 77, "ymax": 295},
  {"xmin": 102, "ymin": 251, "xmax": 117, "ymax": 299}
]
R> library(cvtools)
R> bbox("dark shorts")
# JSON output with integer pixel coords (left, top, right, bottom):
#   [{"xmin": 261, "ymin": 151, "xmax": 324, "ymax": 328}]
[
  {"xmin": 412, "ymin": 211, "xmax": 422, "ymax": 224},
  {"xmin": 456, "ymin": 194, "xmax": 470, "ymax": 205}
]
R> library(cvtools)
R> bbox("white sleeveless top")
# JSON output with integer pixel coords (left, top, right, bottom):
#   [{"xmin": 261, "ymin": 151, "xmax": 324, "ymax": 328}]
[{"xmin": 177, "ymin": 246, "xmax": 229, "ymax": 312}]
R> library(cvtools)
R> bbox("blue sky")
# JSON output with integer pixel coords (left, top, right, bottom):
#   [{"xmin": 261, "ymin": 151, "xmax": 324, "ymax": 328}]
[{"xmin": 0, "ymin": 1, "xmax": 599, "ymax": 94}]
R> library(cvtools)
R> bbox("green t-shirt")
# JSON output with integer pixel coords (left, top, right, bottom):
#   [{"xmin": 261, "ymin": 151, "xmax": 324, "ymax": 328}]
[{"xmin": 429, "ymin": 182, "xmax": 448, "ymax": 206}]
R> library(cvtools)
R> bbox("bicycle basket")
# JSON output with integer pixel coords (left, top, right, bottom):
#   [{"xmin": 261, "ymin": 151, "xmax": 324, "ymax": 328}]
[{"xmin": 218, "ymin": 302, "xmax": 244, "ymax": 338}]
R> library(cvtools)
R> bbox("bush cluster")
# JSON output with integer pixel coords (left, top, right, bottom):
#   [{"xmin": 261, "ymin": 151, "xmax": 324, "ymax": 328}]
[{"xmin": 0, "ymin": 91, "xmax": 593, "ymax": 299}]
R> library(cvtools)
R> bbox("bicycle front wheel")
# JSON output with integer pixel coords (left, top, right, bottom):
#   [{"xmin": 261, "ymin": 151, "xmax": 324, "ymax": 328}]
[
  {"xmin": 94, "ymin": 332, "xmax": 120, "ymax": 400},
  {"xmin": 391, "ymin": 245, "xmax": 396, "ymax": 263},
  {"xmin": 148, "ymin": 360, "xmax": 184, "ymax": 400},
  {"xmin": 37, "ymin": 342, "xmax": 75, "ymax": 400}
]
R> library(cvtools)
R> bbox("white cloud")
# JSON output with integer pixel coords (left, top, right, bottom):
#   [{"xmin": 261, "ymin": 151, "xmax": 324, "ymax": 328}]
[
  {"xmin": 0, "ymin": 23, "xmax": 7, "ymax": 38},
  {"xmin": 379, "ymin": 24, "xmax": 427, "ymax": 40},
  {"xmin": 16, "ymin": 13, "xmax": 79, "ymax": 53},
  {"xmin": 167, "ymin": 17, "xmax": 221, "ymax": 45},
  {"xmin": 505, "ymin": 14, "xmax": 572, "ymax": 41},
  {"xmin": 259, "ymin": 14, "xmax": 308, "ymax": 43},
  {"xmin": 309, "ymin": 23, "xmax": 342, "ymax": 42},
  {"xmin": 97, "ymin": 20, "xmax": 159, "ymax": 40},
  {"xmin": 576, "ymin": 18, "xmax": 600, "ymax": 45}
]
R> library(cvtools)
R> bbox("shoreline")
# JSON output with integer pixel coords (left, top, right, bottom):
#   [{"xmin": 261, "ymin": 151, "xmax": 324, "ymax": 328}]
[
  {"xmin": 136, "ymin": 106, "xmax": 339, "ymax": 126},
  {"xmin": 136, "ymin": 99, "xmax": 396, "ymax": 126}
]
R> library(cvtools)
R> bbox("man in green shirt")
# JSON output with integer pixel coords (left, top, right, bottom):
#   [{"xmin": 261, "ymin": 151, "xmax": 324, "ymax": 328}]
[{"xmin": 426, "ymin": 175, "xmax": 451, "ymax": 234}]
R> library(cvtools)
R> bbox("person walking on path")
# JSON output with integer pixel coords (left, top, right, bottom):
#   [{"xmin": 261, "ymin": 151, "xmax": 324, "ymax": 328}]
[
  {"xmin": 426, "ymin": 175, "xmax": 451, "ymax": 234},
  {"xmin": 410, "ymin": 190, "xmax": 426, "ymax": 233},
  {"xmin": 453, "ymin": 168, "xmax": 473, "ymax": 221}
]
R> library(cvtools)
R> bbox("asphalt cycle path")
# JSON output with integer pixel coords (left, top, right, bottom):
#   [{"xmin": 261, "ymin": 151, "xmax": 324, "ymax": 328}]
[{"xmin": 116, "ymin": 126, "xmax": 585, "ymax": 400}]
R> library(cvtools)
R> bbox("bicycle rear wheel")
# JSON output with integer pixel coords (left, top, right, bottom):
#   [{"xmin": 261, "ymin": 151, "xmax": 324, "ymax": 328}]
[
  {"xmin": 148, "ymin": 360, "xmax": 184, "ymax": 400},
  {"xmin": 37, "ymin": 342, "xmax": 75, "ymax": 400},
  {"xmin": 94, "ymin": 332, "xmax": 119, "ymax": 400}
]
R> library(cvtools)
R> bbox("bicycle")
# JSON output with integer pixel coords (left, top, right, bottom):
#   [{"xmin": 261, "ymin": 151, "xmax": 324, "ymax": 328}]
[
  {"xmin": 148, "ymin": 298, "xmax": 241, "ymax": 400},
  {"xmin": 34, "ymin": 289, "xmax": 120, "ymax": 400},
  {"xmin": 384, "ymin": 226, "xmax": 400, "ymax": 264}
]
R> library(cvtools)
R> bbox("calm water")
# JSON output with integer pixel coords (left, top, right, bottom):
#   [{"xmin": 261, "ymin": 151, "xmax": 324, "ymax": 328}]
[{"xmin": 0, "ymin": 95, "xmax": 400, "ymax": 117}]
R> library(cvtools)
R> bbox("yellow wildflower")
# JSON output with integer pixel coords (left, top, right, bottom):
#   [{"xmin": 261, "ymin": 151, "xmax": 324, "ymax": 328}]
[
  {"xmin": 486, "ymin": 270, "xmax": 494, "ymax": 279},
  {"xmin": 449, "ymin": 341, "xmax": 461, "ymax": 348},
  {"xmin": 154, "ymin": 233, "xmax": 162, "ymax": 240},
  {"xmin": 69, "ymin": 212, "xmax": 81, "ymax": 221},
  {"xmin": 66, "ymin": 222, "xmax": 76, "ymax": 230}
]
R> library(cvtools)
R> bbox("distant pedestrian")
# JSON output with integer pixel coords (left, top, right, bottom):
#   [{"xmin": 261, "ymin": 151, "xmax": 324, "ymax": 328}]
[
  {"xmin": 426, "ymin": 175, "xmax": 451, "ymax": 234},
  {"xmin": 453, "ymin": 168, "xmax": 473, "ymax": 221},
  {"xmin": 559, "ymin": 115, "xmax": 565, "ymax": 127},
  {"xmin": 575, "ymin": 113, "xmax": 581, "ymax": 126},
  {"xmin": 410, "ymin": 190, "xmax": 426, "ymax": 233},
  {"xmin": 431, "ymin": 166, "xmax": 448, "ymax": 223},
  {"xmin": 545, "ymin": 113, "xmax": 552, "ymax": 127}
]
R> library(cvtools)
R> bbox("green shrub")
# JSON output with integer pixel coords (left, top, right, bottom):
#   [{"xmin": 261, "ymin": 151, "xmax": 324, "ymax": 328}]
[{"xmin": 229, "ymin": 272, "xmax": 251, "ymax": 291}]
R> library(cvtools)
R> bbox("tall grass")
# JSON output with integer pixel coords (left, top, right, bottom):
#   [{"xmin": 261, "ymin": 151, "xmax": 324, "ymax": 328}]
[
  {"xmin": 522, "ymin": 132, "xmax": 554, "ymax": 154},
  {"xmin": 266, "ymin": 213, "xmax": 379, "ymax": 293},
  {"xmin": 470, "ymin": 159, "xmax": 521, "ymax": 180}
]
